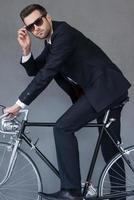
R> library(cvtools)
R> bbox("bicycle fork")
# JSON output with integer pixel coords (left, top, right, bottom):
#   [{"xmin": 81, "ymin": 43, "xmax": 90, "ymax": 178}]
[{"xmin": 0, "ymin": 139, "xmax": 20, "ymax": 186}]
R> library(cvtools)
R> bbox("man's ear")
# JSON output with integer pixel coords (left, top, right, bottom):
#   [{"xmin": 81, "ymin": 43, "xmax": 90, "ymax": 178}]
[{"xmin": 46, "ymin": 14, "xmax": 52, "ymax": 22}]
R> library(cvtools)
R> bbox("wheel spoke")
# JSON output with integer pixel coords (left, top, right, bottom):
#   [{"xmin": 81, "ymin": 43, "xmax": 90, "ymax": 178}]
[
  {"xmin": 99, "ymin": 146, "xmax": 134, "ymax": 200},
  {"xmin": 0, "ymin": 142, "xmax": 42, "ymax": 200}
]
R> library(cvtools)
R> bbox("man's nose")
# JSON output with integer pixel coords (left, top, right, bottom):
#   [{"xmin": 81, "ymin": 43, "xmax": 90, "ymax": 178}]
[{"xmin": 34, "ymin": 24, "xmax": 40, "ymax": 31}]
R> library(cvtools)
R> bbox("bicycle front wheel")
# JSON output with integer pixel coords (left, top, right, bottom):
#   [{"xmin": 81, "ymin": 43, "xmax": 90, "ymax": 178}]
[
  {"xmin": 0, "ymin": 142, "xmax": 42, "ymax": 200},
  {"xmin": 98, "ymin": 145, "xmax": 134, "ymax": 200}
]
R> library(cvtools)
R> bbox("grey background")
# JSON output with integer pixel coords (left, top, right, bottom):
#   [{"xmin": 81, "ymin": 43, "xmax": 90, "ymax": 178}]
[{"xmin": 0, "ymin": 0, "xmax": 134, "ymax": 192}]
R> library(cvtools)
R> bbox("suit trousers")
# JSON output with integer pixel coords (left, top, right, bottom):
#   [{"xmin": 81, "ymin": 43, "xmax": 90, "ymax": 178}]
[{"xmin": 53, "ymin": 93, "xmax": 127, "ymax": 198}]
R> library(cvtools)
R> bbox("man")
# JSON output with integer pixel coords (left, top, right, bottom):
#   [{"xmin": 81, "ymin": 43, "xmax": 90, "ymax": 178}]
[{"xmin": 4, "ymin": 4, "xmax": 131, "ymax": 200}]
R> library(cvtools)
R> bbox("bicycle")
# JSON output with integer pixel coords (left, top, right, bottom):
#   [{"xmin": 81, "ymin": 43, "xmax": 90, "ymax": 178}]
[{"xmin": 0, "ymin": 97, "xmax": 134, "ymax": 200}]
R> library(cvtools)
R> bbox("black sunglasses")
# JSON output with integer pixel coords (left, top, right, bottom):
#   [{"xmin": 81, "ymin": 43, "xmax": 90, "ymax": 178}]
[{"xmin": 25, "ymin": 15, "xmax": 46, "ymax": 32}]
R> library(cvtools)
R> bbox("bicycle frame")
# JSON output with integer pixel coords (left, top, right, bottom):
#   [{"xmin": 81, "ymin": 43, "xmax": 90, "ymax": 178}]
[
  {"xmin": 1, "ymin": 100, "xmax": 133, "ymax": 200},
  {"xmin": 17, "ymin": 109, "xmax": 126, "ymax": 200}
]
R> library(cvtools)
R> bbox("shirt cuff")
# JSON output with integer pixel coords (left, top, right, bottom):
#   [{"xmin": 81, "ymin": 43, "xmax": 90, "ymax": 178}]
[
  {"xmin": 16, "ymin": 99, "xmax": 26, "ymax": 109},
  {"xmin": 21, "ymin": 52, "xmax": 32, "ymax": 63}
]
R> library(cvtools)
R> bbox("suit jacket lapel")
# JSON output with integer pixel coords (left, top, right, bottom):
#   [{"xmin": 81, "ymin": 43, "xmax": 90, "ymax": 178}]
[{"xmin": 51, "ymin": 21, "xmax": 62, "ymax": 43}]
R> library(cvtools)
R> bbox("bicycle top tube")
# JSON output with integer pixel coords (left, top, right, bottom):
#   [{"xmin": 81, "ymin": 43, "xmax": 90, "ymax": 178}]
[{"xmin": 0, "ymin": 108, "xmax": 106, "ymax": 136}]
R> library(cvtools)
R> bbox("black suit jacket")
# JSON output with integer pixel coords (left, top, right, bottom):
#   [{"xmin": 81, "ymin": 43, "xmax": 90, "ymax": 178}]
[{"xmin": 19, "ymin": 21, "xmax": 131, "ymax": 112}]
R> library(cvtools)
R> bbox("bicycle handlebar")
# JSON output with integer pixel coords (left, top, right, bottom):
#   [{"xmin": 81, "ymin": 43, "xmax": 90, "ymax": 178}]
[
  {"xmin": 0, "ymin": 109, "xmax": 29, "ymax": 135},
  {"xmin": 0, "ymin": 113, "xmax": 9, "ymax": 120}
]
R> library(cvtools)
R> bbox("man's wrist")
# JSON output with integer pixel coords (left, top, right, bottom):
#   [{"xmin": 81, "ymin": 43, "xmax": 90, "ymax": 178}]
[
  {"xmin": 16, "ymin": 99, "xmax": 26, "ymax": 109},
  {"xmin": 22, "ymin": 47, "xmax": 31, "ymax": 56},
  {"xmin": 22, "ymin": 52, "xmax": 32, "ymax": 63}
]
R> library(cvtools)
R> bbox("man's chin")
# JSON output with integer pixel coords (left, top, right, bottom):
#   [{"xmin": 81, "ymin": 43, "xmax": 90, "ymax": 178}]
[
  {"xmin": 38, "ymin": 36, "xmax": 46, "ymax": 39},
  {"xmin": 34, "ymin": 34, "xmax": 46, "ymax": 39},
  {"xmin": 35, "ymin": 33, "xmax": 50, "ymax": 40}
]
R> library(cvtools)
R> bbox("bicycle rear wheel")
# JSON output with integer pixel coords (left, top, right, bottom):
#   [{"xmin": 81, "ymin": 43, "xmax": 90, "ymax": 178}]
[
  {"xmin": 0, "ymin": 142, "xmax": 42, "ymax": 200},
  {"xmin": 98, "ymin": 145, "xmax": 134, "ymax": 200}
]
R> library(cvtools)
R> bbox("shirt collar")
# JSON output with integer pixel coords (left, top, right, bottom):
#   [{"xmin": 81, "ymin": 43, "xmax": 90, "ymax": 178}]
[
  {"xmin": 47, "ymin": 37, "xmax": 52, "ymax": 44},
  {"xmin": 46, "ymin": 25, "xmax": 53, "ymax": 44}
]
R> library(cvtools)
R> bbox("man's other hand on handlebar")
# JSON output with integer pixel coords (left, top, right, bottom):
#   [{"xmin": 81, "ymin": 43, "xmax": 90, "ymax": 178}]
[{"xmin": 4, "ymin": 104, "xmax": 22, "ymax": 117}]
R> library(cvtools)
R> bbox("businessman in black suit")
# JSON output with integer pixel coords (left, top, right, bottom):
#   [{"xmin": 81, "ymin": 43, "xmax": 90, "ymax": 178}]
[{"xmin": 5, "ymin": 4, "xmax": 131, "ymax": 200}]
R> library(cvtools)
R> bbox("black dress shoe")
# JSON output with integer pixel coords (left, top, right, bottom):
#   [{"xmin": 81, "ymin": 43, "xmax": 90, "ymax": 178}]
[{"xmin": 38, "ymin": 190, "xmax": 83, "ymax": 200}]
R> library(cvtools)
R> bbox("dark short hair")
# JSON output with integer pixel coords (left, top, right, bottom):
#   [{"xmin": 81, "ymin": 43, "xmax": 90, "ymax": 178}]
[{"xmin": 20, "ymin": 4, "xmax": 47, "ymax": 22}]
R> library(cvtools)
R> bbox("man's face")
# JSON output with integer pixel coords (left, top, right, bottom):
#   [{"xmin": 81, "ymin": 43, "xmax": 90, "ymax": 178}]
[{"xmin": 24, "ymin": 10, "xmax": 52, "ymax": 39}]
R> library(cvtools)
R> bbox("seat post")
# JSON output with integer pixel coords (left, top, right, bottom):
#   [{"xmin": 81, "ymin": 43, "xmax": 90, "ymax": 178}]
[{"xmin": 103, "ymin": 109, "xmax": 110, "ymax": 124}]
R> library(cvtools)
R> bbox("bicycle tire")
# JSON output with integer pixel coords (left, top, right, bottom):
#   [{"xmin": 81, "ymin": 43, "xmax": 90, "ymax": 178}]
[
  {"xmin": 98, "ymin": 145, "xmax": 134, "ymax": 200},
  {"xmin": 0, "ymin": 142, "xmax": 42, "ymax": 200}
]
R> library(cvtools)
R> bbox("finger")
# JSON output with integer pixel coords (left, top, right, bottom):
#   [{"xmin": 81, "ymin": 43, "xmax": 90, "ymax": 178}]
[
  {"xmin": 18, "ymin": 26, "xmax": 27, "ymax": 32},
  {"xmin": 18, "ymin": 34, "xmax": 26, "ymax": 40},
  {"xmin": 4, "ymin": 108, "xmax": 14, "ymax": 115},
  {"xmin": 5, "ymin": 112, "xmax": 17, "ymax": 119},
  {"xmin": 18, "ymin": 30, "xmax": 27, "ymax": 37},
  {"xmin": 18, "ymin": 27, "xmax": 28, "ymax": 35},
  {"xmin": 6, "ymin": 113, "xmax": 13, "ymax": 119},
  {"xmin": 3, "ymin": 108, "xmax": 9, "ymax": 113}
]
